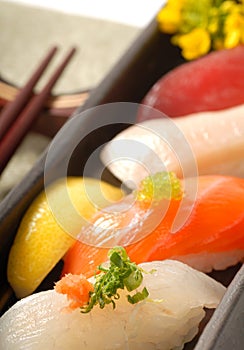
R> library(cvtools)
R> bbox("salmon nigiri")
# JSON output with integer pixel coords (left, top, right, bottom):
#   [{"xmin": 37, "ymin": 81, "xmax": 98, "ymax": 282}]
[
  {"xmin": 62, "ymin": 173, "xmax": 244, "ymax": 278},
  {"xmin": 101, "ymin": 104, "xmax": 244, "ymax": 189}
]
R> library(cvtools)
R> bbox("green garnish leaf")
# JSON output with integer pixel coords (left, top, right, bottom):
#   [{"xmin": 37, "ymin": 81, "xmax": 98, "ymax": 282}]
[
  {"xmin": 135, "ymin": 171, "xmax": 183, "ymax": 203},
  {"xmin": 109, "ymin": 250, "xmax": 124, "ymax": 268},
  {"xmin": 80, "ymin": 246, "xmax": 149, "ymax": 313},
  {"xmin": 124, "ymin": 269, "xmax": 143, "ymax": 292},
  {"xmin": 127, "ymin": 287, "xmax": 149, "ymax": 304}
]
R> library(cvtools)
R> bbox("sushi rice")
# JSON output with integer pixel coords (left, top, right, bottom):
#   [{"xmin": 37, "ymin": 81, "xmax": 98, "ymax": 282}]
[{"xmin": 0, "ymin": 260, "xmax": 225, "ymax": 350}]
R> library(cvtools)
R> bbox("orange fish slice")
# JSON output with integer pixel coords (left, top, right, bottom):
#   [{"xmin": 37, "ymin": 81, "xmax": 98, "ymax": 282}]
[{"xmin": 62, "ymin": 175, "xmax": 244, "ymax": 277}]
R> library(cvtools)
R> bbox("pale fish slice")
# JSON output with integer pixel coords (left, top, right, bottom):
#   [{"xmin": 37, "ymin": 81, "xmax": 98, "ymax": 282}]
[
  {"xmin": 100, "ymin": 104, "xmax": 244, "ymax": 189},
  {"xmin": 0, "ymin": 260, "xmax": 226, "ymax": 350}
]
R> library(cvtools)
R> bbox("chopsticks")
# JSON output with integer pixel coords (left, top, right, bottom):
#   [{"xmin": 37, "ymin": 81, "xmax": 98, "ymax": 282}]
[
  {"xmin": 0, "ymin": 47, "xmax": 57, "ymax": 140},
  {"xmin": 0, "ymin": 47, "xmax": 76, "ymax": 174}
]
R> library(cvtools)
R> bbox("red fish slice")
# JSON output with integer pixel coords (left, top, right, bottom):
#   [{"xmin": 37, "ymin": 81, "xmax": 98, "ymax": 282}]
[{"xmin": 137, "ymin": 45, "xmax": 244, "ymax": 120}]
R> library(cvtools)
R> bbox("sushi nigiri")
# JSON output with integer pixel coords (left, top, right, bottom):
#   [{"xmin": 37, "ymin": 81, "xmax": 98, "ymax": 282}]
[
  {"xmin": 0, "ymin": 256, "xmax": 226, "ymax": 350},
  {"xmin": 101, "ymin": 104, "xmax": 244, "ymax": 187},
  {"xmin": 137, "ymin": 45, "xmax": 244, "ymax": 120},
  {"xmin": 62, "ymin": 174, "xmax": 244, "ymax": 278}
]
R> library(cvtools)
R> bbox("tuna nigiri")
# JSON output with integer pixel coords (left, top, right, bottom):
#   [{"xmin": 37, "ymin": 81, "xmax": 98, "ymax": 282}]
[
  {"xmin": 62, "ymin": 174, "xmax": 244, "ymax": 278},
  {"xmin": 0, "ymin": 256, "xmax": 226, "ymax": 350},
  {"xmin": 101, "ymin": 104, "xmax": 244, "ymax": 188},
  {"xmin": 137, "ymin": 45, "xmax": 244, "ymax": 120}
]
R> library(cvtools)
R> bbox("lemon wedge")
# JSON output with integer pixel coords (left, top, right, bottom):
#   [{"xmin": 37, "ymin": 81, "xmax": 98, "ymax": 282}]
[{"xmin": 7, "ymin": 177, "xmax": 123, "ymax": 298}]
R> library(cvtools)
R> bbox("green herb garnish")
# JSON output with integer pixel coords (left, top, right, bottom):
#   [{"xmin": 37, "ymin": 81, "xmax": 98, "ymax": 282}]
[{"xmin": 80, "ymin": 246, "xmax": 149, "ymax": 313}]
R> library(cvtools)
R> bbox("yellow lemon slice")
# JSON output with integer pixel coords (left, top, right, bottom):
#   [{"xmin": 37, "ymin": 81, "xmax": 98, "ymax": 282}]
[{"xmin": 7, "ymin": 177, "xmax": 123, "ymax": 298}]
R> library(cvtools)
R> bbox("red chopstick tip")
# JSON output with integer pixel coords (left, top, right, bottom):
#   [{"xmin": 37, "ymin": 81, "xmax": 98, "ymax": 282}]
[
  {"xmin": 64, "ymin": 47, "xmax": 77, "ymax": 59},
  {"xmin": 0, "ymin": 46, "xmax": 77, "ymax": 174},
  {"xmin": 0, "ymin": 46, "xmax": 59, "ymax": 140}
]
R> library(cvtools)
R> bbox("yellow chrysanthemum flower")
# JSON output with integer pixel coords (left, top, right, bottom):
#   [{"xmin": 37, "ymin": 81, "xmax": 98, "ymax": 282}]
[
  {"xmin": 220, "ymin": 0, "xmax": 237, "ymax": 13},
  {"xmin": 224, "ymin": 11, "xmax": 244, "ymax": 47},
  {"xmin": 157, "ymin": 0, "xmax": 244, "ymax": 60},
  {"xmin": 157, "ymin": 0, "xmax": 185, "ymax": 33},
  {"xmin": 157, "ymin": 7, "xmax": 182, "ymax": 34},
  {"xmin": 174, "ymin": 28, "xmax": 211, "ymax": 60}
]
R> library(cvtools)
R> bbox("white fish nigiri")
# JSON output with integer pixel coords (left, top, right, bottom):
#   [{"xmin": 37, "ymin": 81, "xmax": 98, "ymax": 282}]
[
  {"xmin": 101, "ymin": 104, "xmax": 244, "ymax": 188},
  {"xmin": 0, "ymin": 260, "xmax": 225, "ymax": 350}
]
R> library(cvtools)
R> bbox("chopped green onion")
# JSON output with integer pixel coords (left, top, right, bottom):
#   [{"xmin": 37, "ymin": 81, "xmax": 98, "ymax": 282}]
[
  {"xmin": 127, "ymin": 287, "xmax": 149, "ymax": 304},
  {"xmin": 80, "ymin": 246, "xmax": 149, "ymax": 313}
]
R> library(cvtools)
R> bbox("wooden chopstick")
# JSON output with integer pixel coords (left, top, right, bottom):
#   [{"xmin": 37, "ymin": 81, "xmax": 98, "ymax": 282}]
[
  {"xmin": 0, "ymin": 47, "xmax": 76, "ymax": 175},
  {"xmin": 0, "ymin": 46, "xmax": 57, "ymax": 141}
]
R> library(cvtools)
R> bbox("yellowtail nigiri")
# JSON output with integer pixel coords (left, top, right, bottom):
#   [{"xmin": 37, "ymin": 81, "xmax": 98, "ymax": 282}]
[{"xmin": 101, "ymin": 104, "xmax": 244, "ymax": 188}]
